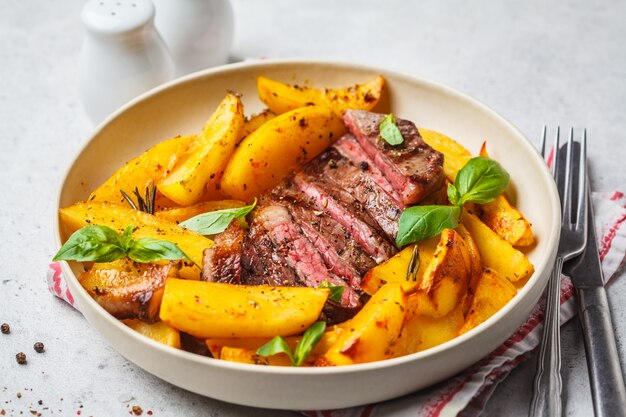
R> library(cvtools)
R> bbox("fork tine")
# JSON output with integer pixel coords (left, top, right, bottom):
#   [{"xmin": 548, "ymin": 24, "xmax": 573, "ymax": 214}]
[
  {"xmin": 576, "ymin": 129, "xmax": 588, "ymax": 228},
  {"xmin": 551, "ymin": 126, "xmax": 560, "ymax": 178},
  {"xmin": 540, "ymin": 125, "xmax": 547, "ymax": 159},
  {"xmin": 562, "ymin": 128, "xmax": 575, "ymax": 223}
]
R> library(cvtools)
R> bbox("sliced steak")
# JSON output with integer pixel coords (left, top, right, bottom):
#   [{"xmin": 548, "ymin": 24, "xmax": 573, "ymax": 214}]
[
  {"xmin": 314, "ymin": 144, "xmax": 402, "ymax": 240},
  {"xmin": 253, "ymin": 202, "xmax": 361, "ymax": 308},
  {"xmin": 343, "ymin": 109, "xmax": 444, "ymax": 205},
  {"xmin": 201, "ymin": 222, "xmax": 244, "ymax": 284},
  {"xmin": 292, "ymin": 173, "xmax": 397, "ymax": 264}
]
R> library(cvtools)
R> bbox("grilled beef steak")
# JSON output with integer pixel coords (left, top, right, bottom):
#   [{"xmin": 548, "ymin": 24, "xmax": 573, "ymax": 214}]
[{"xmin": 202, "ymin": 110, "xmax": 444, "ymax": 322}]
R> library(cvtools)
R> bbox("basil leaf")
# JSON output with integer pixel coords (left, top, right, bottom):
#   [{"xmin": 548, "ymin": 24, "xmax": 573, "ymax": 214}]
[
  {"xmin": 181, "ymin": 199, "xmax": 257, "ymax": 235},
  {"xmin": 455, "ymin": 157, "xmax": 509, "ymax": 205},
  {"xmin": 256, "ymin": 336, "xmax": 294, "ymax": 364},
  {"xmin": 396, "ymin": 205, "xmax": 461, "ymax": 247},
  {"xmin": 447, "ymin": 183, "xmax": 461, "ymax": 206},
  {"xmin": 319, "ymin": 280, "xmax": 344, "ymax": 303},
  {"xmin": 120, "ymin": 225, "xmax": 135, "ymax": 252},
  {"xmin": 293, "ymin": 321, "xmax": 326, "ymax": 366},
  {"xmin": 53, "ymin": 225, "xmax": 126, "ymax": 262},
  {"xmin": 379, "ymin": 114, "xmax": 404, "ymax": 146},
  {"xmin": 127, "ymin": 238, "xmax": 192, "ymax": 263}
]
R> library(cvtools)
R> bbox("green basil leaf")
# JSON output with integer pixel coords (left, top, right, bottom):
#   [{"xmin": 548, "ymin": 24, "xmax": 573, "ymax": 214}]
[
  {"xmin": 447, "ymin": 183, "xmax": 461, "ymax": 206},
  {"xmin": 319, "ymin": 280, "xmax": 344, "ymax": 304},
  {"xmin": 53, "ymin": 225, "xmax": 126, "ymax": 262},
  {"xmin": 395, "ymin": 205, "xmax": 461, "ymax": 247},
  {"xmin": 455, "ymin": 157, "xmax": 509, "ymax": 205},
  {"xmin": 121, "ymin": 225, "xmax": 135, "ymax": 252},
  {"xmin": 180, "ymin": 199, "xmax": 257, "ymax": 235},
  {"xmin": 379, "ymin": 114, "xmax": 404, "ymax": 146},
  {"xmin": 256, "ymin": 336, "xmax": 294, "ymax": 364},
  {"xmin": 128, "ymin": 238, "xmax": 192, "ymax": 263},
  {"xmin": 293, "ymin": 321, "xmax": 327, "ymax": 366}
]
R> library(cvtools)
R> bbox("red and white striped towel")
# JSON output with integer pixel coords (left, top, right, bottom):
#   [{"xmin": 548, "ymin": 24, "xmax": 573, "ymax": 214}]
[{"xmin": 47, "ymin": 192, "xmax": 626, "ymax": 416}]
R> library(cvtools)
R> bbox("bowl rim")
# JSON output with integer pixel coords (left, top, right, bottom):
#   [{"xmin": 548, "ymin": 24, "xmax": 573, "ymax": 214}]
[{"xmin": 53, "ymin": 58, "xmax": 561, "ymax": 376}]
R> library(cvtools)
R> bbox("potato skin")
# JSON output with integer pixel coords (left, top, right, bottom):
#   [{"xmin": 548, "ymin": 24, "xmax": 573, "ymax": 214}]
[
  {"xmin": 59, "ymin": 201, "xmax": 213, "ymax": 279},
  {"xmin": 323, "ymin": 283, "xmax": 406, "ymax": 365},
  {"xmin": 159, "ymin": 93, "xmax": 245, "ymax": 206},
  {"xmin": 159, "ymin": 279, "xmax": 329, "ymax": 339},
  {"xmin": 257, "ymin": 75, "xmax": 384, "ymax": 115},
  {"xmin": 221, "ymin": 106, "xmax": 346, "ymax": 201}
]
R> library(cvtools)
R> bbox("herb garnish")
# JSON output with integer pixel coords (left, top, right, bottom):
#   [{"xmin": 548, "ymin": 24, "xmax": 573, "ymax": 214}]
[
  {"xmin": 396, "ymin": 157, "xmax": 509, "ymax": 246},
  {"xmin": 121, "ymin": 181, "xmax": 157, "ymax": 215},
  {"xmin": 53, "ymin": 224, "xmax": 194, "ymax": 264},
  {"xmin": 180, "ymin": 199, "xmax": 257, "ymax": 235},
  {"xmin": 256, "ymin": 321, "xmax": 327, "ymax": 366},
  {"xmin": 319, "ymin": 280, "xmax": 345, "ymax": 303},
  {"xmin": 379, "ymin": 114, "xmax": 404, "ymax": 146}
]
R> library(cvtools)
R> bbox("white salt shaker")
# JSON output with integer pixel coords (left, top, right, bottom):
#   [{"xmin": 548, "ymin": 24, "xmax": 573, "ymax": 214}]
[
  {"xmin": 152, "ymin": 0, "xmax": 234, "ymax": 77},
  {"xmin": 79, "ymin": 0, "xmax": 174, "ymax": 125}
]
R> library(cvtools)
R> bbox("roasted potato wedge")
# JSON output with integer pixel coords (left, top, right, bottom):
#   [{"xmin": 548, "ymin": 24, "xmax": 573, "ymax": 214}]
[
  {"xmin": 220, "ymin": 347, "xmax": 293, "ymax": 366},
  {"xmin": 155, "ymin": 199, "xmax": 245, "ymax": 224},
  {"xmin": 59, "ymin": 201, "xmax": 213, "ymax": 279},
  {"xmin": 460, "ymin": 209, "xmax": 534, "ymax": 282},
  {"xmin": 243, "ymin": 110, "xmax": 276, "ymax": 137},
  {"xmin": 160, "ymin": 279, "xmax": 329, "ymax": 339},
  {"xmin": 392, "ymin": 295, "xmax": 465, "ymax": 356},
  {"xmin": 221, "ymin": 106, "xmax": 345, "ymax": 201},
  {"xmin": 123, "ymin": 319, "xmax": 181, "ymax": 348},
  {"xmin": 361, "ymin": 236, "xmax": 439, "ymax": 295},
  {"xmin": 89, "ymin": 134, "xmax": 195, "ymax": 210},
  {"xmin": 323, "ymin": 283, "xmax": 405, "ymax": 365},
  {"xmin": 474, "ymin": 196, "xmax": 534, "ymax": 247},
  {"xmin": 414, "ymin": 229, "xmax": 472, "ymax": 318},
  {"xmin": 419, "ymin": 128, "xmax": 472, "ymax": 182},
  {"xmin": 456, "ymin": 222, "xmax": 483, "ymax": 314},
  {"xmin": 257, "ymin": 75, "xmax": 384, "ymax": 115},
  {"xmin": 159, "ymin": 93, "xmax": 245, "ymax": 206}
]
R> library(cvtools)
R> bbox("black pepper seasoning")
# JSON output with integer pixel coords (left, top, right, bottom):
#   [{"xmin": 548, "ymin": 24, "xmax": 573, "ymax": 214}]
[
  {"xmin": 33, "ymin": 342, "xmax": 45, "ymax": 353},
  {"xmin": 16, "ymin": 352, "xmax": 27, "ymax": 364},
  {"xmin": 1, "ymin": 323, "xmax": 9, "ymax": 334},
  {"xmin": 327, "ymin": 159, "xmax": 337, "ymax": 169},
  {"xmin": 359, "ymin": 161, "xmax": 369, "ymax": 171}
]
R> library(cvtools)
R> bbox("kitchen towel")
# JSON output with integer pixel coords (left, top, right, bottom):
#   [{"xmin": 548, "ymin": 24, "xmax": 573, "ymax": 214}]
[{"xmin": 47, "ymin": 191, "xmax": 626, "ymax": 417}]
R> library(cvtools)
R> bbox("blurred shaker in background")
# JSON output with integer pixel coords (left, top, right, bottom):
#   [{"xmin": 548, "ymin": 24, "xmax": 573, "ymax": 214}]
[
  {"xmin": 79, "ymin": 0, "xmax": 174, "ymax": 124},
  {"xmin": 152, "ymin": 0, "xmax": 234, "ymax": 77}
]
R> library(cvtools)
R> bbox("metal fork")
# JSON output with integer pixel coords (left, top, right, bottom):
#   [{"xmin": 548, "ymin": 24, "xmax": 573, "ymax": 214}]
[{"xmin": 530, "ymin": 127, "xmax": 588, "ymax": 417}]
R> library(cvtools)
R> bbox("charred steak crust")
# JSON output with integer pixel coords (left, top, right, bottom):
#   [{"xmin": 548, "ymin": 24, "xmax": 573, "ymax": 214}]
[
  {"xmin": 342, "ymin": 109, "xmax": 444, "ymax": 205},
  {"xmin": 201, "ymin": 222, "xmax": 244, "ymax": 284}
]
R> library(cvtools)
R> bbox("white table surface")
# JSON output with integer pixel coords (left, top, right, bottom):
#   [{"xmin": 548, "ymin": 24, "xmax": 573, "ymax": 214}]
[{"xmin": 1, "ymin": 0, "xmax": 625, "ymax": 416}]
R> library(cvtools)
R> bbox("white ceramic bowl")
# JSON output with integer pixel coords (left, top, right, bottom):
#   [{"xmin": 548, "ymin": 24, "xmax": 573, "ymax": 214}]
[{"xmin": 54, "ymin": 60, "xmax": 560, "ymax": 410}]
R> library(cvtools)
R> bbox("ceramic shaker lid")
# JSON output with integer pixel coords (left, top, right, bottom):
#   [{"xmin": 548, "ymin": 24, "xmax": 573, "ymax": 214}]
[{"xmin": 82, "ymin": 0, "xmax": 155, "ymax": 35}]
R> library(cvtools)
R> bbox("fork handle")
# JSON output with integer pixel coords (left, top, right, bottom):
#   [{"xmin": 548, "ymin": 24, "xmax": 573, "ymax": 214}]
[
  {"xmin": 530, "ymin": 257, "xmax": 563, "ymax": 417},
  {"xmin": 576, "ymin": 286, "xmax": 626, "ymax": 417}
]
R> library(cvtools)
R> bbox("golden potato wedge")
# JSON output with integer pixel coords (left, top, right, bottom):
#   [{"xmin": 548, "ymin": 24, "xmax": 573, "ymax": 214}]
[
  {"xmin": 361, "ymin": 236, "xmax": 439, "ymax": 295},
  {"xmin": 155, "ymin": 199, "xmax": 245, "ymax": 224},
  {"xmin": 221, "ymin": 106, "xmax": 345, "ymax": 201},
  {"xmin": 460, "ymin": 209, "xmax": 534, "ymax": 282},
  {"xmin": 475, "ymin": 196, "xmax": 534, "ymax": 247},
  {"xmin": 206, "ymin": 325, "xmax": 346, "ymax": 360},
  {"xmin": 220, "ymin": 347, "xmax": 293, "ymax": 366},
  {"xmin": 323, "ymin": 283, "xmax": 405, "ymax": 365},
  {"xmin": 419, "ymin": 128, "xmax": 472, "ymax": 182},
  {"xmin": 159, "ymin": 93, "xmax": 245, "ymax": 206},
  {"xmin": 89, "ymin": 134, "xmax": 195, "ymax": 210},
  {"xmin": 456, "ymin": 223, "xmax": 483, "ymax": 314},
  {"xmin": 159, "ymin": 279, "xmax": 329, "ymax": 339},
  {"xmin": 123, "ymin": 319, "xmax": 181, "ymax": 348},
  {"xmin": 243, "ymin": 110, "xmax": 276, "ymax": 137},
  {"xmin": 414, "ymin": 229, "xmax": 472, "ymax": 318},
  {"xmin": 257, "ymin": 75, "xmax": 384, "ymax": 115},
  {"xmin": 392, "ymin": 295, "xmax": 465, "ymax": 356},
  {"xmin": 59, "ymin": 201, "xmax": 212, "ymax": 279},
  {"xmin": 459, "ymin": 268, "xmax": 517, "ymax": 334}
]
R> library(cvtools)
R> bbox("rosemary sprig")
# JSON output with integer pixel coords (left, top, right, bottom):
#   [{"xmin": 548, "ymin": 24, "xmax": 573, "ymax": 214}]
[
  {"xmin": 405, "ymin": 244, "xmax": 421, "ymax": 282},
  {"xmin": 121, "ymin": 181, "xmax": 157, "ymax": 215}
]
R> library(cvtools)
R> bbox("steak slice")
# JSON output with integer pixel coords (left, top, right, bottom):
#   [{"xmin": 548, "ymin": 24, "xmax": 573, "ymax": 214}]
[
  {"xmin": 292, "ymin": 173, "xmax": 397, "ymax": 264},
  {"xmin": 201, "ymin": 222, "xmax": 244, "ymax": 284},
  {"xmin": 252, "ymin": 201, "xmax": 361, "ymax": 307},
  {"xmin": 271, "ymin": 185, "xmax": 375, "ymax": 290},
  {"xmin": 343, "ymin": 109, "xmax": 444, "ymax": 205},
  {"xmin": 314, "ymin": 143, "xmax": 402, "ymax": 240}
]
